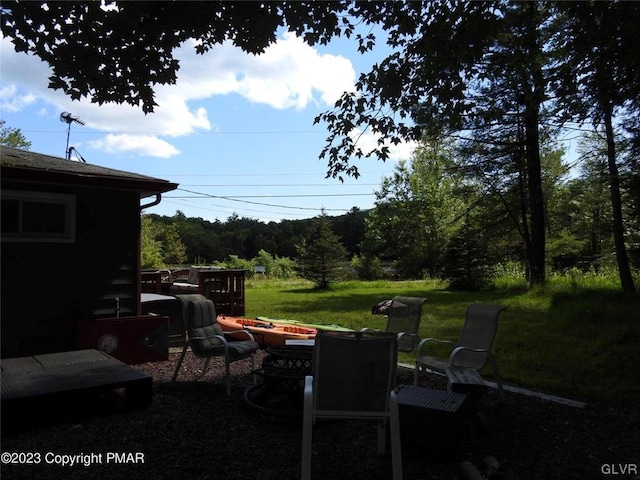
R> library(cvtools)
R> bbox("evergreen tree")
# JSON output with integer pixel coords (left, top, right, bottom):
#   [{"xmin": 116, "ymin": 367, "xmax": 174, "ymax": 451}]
[
  {"xmin": 443, "ymin": 221, "xmax": 490, "ymax": 291},
  {"xmin": 295, "ymin": 212, "xmax": 347, "ymax": 289}
]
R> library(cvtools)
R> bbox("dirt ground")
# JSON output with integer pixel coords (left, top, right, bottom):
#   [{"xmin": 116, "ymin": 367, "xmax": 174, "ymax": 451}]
[{"xmin": 1, "ymin": 350, "xmax": 638, "ymax": 480}]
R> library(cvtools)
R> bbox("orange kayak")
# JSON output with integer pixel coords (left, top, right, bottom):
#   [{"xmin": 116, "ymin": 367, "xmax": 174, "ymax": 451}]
[{"xmin": 217, "ymin": 315, "xmax": 316, "ymax": 347}]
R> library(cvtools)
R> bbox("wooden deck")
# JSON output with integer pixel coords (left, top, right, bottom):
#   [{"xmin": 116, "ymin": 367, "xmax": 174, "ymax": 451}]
[{"xmin": 1, "ymin": 349, "xmax": 152, "ymax": 418}]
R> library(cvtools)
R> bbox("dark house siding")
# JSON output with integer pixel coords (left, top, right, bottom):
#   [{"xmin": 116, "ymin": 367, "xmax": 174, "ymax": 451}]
[{"xmin": 1, "ymin": 147, "xmax": 177, "ymax": 358}]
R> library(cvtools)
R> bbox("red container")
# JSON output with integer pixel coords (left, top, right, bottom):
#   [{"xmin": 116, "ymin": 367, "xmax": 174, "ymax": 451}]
[{"xmin": 76, "ymin": 315, "xmax": 168, "ymax": 364}]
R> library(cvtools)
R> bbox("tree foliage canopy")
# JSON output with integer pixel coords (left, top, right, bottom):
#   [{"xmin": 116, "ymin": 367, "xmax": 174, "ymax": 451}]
[
  {"xmin": 0, "ymin": 120, "xmax": 31, "ymax": 149},
  {"xmin": 1, "ymin": 1, "xmax": 355, "ymax": 113}
]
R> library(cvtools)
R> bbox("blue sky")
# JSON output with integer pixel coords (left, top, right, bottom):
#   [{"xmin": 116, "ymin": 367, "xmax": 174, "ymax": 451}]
[{"xmin": 1, "ymin": 26, "xmax": 417, "ymax": 223}]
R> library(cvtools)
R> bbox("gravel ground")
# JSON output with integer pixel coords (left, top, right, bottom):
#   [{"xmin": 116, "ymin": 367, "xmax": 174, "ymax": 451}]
[{"xmin": 1, "ymin": 350, "xmax": 638, "ymax": 480}]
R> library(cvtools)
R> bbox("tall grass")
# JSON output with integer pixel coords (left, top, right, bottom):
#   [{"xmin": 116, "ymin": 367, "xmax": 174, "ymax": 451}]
[{"xmin": 244, "ymin": 271, "xmax": 640, "ymax": 411}]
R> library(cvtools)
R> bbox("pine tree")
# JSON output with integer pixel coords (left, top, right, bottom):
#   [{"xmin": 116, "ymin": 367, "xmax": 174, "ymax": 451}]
[
  {"xmin": 295, "ymin": 213, "xmax": 347, "ymax": 289},
  {"xmin": 443, "ymin": 222, "xmax": 490, "ymax": 291}
]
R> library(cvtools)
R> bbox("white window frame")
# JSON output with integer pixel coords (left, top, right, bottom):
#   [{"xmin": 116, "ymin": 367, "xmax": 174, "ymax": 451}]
[{"xmin": 1, "ymin": 190, "xmax": 76, "ymax": 243}]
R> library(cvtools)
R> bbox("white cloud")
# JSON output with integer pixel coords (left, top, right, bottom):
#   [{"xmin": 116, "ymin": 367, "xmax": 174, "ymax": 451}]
[
  {"xmin": 350, "ymin": 128, "xmax": 417, "ymax": 163},
  {"xmin": 0, "ymin": 84, "xmax": 37, "ymax": 111},
  {"xmin": 89, "ymin": 134, "xmax": 180, "ymax": 158},
  {"xmin": 171, "ymin": 32, "xmax": 355, "ymax": 110}
]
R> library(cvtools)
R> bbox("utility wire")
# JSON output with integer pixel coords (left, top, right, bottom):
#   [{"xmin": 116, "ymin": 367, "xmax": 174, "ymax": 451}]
[
  {"xmin": 163, "ymin": 170, "xmax": 392, "ymax": 177},
  {"xmin": 160, "ymin": 199, "xmax": 315, "ymax": 219},
  {"xmin": 178, "ymin": 183, "xmax": 380, "ymax": 187},
  {"xmin": 172, "ymin": 188, "xmax": 353, "ymax": 211},
  {"xmin": 168, "ymin": 193, "xmax": 373, "ymax": 199}
]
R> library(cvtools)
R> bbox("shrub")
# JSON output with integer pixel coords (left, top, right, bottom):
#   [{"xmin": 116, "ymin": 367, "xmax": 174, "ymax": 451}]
[{"xmin": 351, "ymin": 254, "xmax": 385, "ymax": 280}]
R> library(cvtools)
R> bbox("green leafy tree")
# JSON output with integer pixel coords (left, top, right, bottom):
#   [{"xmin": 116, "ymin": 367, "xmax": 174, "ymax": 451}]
[
  {"xmin": 141, "ymin": 216, "xmax": 164, "ymax": 269},
  {"xmin": 366, "ymin": 138, "xmax": 466, "ymax": 278},
  {"xmin": 295, "ymin": 212, "xmax": 347, "ymax": 289},
  {"xmin": 162, "ymin": 223, "xmax": 188, "ymax": 266},
  {"xmin": 254, "ymin": 249, "xmax": 275, "ymax": 276},
  {"xmin": 141, "ymin": 214, "xmax": 188, "ymax": 267},
  {"xmin": 552, "ymin": 1, "xmax": 639, "ymax": 292},
  {"xmin": 316, "ymin": 2, "xmax": 552, "ymax": 286},
  {"xmin": 0, "ymin": 120, "xmax": 31, "ymax": 149},
  {"xmin": 568, "ymin": 134, "xmax": 615, "ymax": 259},
  {"xmin": 331, "ymin": 207, "xmax": 367, "ymax": 257}
]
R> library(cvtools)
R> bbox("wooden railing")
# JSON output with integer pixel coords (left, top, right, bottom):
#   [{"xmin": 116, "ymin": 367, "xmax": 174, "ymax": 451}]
[{"xmin": 167, "ymin": 267, "xmax": 247, "ymax": 316}]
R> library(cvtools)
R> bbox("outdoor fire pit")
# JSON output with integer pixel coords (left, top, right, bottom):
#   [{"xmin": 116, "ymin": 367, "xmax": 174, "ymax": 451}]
[{"xmin": 243, "ymin": 344, "xmax": 313, "ymax": 416}]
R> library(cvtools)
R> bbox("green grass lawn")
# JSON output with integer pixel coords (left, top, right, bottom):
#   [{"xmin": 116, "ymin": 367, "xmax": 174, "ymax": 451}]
[{"xmin": 245, "ymin": 277, "xmax": 640, "ymax": 411}]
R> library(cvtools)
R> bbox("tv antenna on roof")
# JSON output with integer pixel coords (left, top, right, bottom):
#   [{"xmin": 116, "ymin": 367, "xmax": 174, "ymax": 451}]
[{"xmin": 60, "ymin": 112, "xmax": 85, "ymax": 160}]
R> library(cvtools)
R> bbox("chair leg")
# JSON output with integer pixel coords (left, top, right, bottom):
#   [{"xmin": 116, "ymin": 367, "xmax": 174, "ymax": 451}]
[
  {"xmin": 301, "ymin": 377, "xmax": 313, "ymax": 480},
  {"xmin": 486, "ymin": 355, "xmax": 505, "ymax": 399},
  {"xmin": 171, "ymin": 345, "xmax": 189, "ymax": 381},
  {"xmin": 376, "ymin": 422, "xmax": 386, "ymax": 455},
  {"xmin": 251, "ymin": 353, "xmax": 257, "ymax": 385},
  {"xmin": 389, "ymin": 392, "xmax": 403, "ymax": 480},
  {"xmin": 224, "ymin": 357, "xmax": 231, "ymax": 396},
  {"xmin": 201, "ymin": 357, "xmax": 212, "ymax": 375},
  {"xmin": 413, "ymin": 364, "xmax": 420, "ymax": 386}
]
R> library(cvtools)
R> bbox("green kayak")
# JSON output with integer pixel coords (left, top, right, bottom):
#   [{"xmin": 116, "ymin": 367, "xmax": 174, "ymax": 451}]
[{"xmin": 256, "ymin": 316, "xmax": 353, "ymax": 332}]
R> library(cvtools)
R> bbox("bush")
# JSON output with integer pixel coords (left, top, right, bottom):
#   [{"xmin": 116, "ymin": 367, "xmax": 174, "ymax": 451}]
[
  {"xmin": 272, "ymin": 256, "xmax": 297, "ymax": 279},
  {"xmin": 351, "ymin": 254, "xmax": 385, "ymax": 280}
]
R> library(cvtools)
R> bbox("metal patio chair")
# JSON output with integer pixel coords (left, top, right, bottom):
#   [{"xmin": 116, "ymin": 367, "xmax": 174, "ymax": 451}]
[
  {"xmin": 301, "ymin": 331, "xmax": 402, "ymax": 480},
  {"xmin": 365, "ymin": 296, "xmax": 427, "ymax": 353},
  {"xmin": 414, "ymin": 303, "xmax": 506, "ymax": 391}
]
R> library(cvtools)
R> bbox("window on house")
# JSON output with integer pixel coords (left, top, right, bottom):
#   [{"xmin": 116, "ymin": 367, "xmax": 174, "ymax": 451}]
[{"xmin": 1, "ymin": 191, "xmax": 76, "ymax": 242}]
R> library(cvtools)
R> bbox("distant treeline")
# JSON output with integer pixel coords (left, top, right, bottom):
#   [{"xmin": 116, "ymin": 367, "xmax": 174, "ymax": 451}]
[{"xmin": 145, "ymin": 208, "xmax": 367, "ymax": 264}]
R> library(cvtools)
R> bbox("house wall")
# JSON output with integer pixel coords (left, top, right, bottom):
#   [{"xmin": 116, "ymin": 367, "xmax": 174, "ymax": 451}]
[{"xmin": 1, "ymin": 182, "xmax": 141, "ymax": 357}]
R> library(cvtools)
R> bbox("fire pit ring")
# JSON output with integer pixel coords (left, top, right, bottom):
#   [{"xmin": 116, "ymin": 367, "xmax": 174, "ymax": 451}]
[{"xmin": 244, "ymin": 344, "xmax": 314, "ymax": 416}]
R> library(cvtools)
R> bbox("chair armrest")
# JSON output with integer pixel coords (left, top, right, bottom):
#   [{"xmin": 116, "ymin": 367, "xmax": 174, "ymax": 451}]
[
  {"xmin": 303, "ymin": 375, "xmax": 314, "ymax": 411},
  {"xmin": 190, "ymin": 333, "xmax": 227, "ymax": 344},
  {"xmin": 396, "ymin": 332, "xmax": 417, "ymax": 340},
  {"xmin": 416, "ymin": 337, "xmax": 453, "ymax": 356},
  {"xmin": 448, "ymin": 346, "xmax": 492, "ymax": 367},
  {"xmin": 304, "ymin": 375, "xmax": 313, "ymax": 394},
  {"xmin": 224, "ymin": 329, "xmax": 255, "ymax": 342},
  {"xmin": 448, "ymin": 347, "xmax": 501, "ymax": 391}
]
